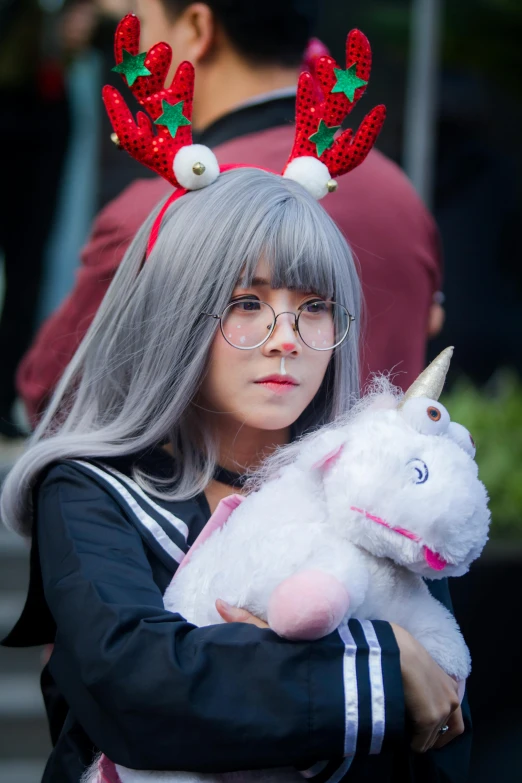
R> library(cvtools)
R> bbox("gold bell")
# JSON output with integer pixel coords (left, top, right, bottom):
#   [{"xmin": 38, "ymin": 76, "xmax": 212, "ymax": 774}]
[
  {"xmin": 192, "ymin": 162, "xmax": 206, "ymax": 176},
  {"xmin": 110, "ymin": 132, "xmax": 121, "ymax": 149},
  {"xmin": 326, "ymin": 179, "xmax": 338, "ymax": 193}
]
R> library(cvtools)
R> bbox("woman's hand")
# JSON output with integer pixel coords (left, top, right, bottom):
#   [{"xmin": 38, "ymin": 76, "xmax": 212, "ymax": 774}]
[
  {"xmin": 216, "ymin": 599, "xmax": 269, "ymax": 629},
  {"xmin": 391, "ymin": 623, "xmax": 465, "ymax": 752}
]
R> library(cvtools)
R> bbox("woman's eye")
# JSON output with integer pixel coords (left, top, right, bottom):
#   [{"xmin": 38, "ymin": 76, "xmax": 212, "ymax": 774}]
[
  {"xmin": 302, "ymin": 300, "xmax": 328, "ymax": 315},
  {"xmin": 407, "ymin": 458, "xmax": 429, "ymax": 484},
  {"xmin": 230, "ymin": 299, "xmax": 261, "ymax": 312}
]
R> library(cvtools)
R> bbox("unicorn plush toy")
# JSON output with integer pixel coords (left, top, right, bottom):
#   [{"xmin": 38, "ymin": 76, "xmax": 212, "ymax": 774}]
[{"xmin": 88, "ymin": 348, "xmax": 490, "ymax": 783}]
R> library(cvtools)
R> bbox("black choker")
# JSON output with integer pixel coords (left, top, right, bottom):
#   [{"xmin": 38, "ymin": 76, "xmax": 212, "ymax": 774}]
[{"xmin": 213, "ymin": 466, "xmax": 249, "ymax": 488}]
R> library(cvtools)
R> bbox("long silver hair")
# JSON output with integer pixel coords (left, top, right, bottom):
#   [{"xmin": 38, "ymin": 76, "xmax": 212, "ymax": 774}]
[{"xmin": 2, "ymin": 168, "xmax": 362, "ymax": 535}]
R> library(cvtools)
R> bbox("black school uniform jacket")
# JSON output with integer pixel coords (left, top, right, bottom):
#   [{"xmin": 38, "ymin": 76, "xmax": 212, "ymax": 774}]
[{"xmin": 2, "ymin": 448, "xmax": 472, "ymax": 782}]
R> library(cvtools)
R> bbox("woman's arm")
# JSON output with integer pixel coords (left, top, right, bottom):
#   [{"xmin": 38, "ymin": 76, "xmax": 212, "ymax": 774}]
[{"xmin": 37, "ymin": 463, "xmax": 404, "ymax": 772}]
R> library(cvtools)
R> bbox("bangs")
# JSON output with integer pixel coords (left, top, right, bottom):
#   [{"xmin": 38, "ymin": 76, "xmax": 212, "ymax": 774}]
[
  {"xmin": 237, "ymin": 191, "xmax": 343, "ymax": 300},
  {"xmin": 153, "ymin": 167, "xmax": 358, "ymax": 324}
]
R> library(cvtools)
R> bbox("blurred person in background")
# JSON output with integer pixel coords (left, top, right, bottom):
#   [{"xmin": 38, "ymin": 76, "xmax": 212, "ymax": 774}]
[
  {"xmin": 60, "ymin": 0, "xmax": 159, "ymax": 208},
  {"xmin": 16, "ymin": 0, "xmax": 444, "ymax": 425},
  {"xmin": 0, "ymin": 0, "xmax": 71, "ymax": 439}
]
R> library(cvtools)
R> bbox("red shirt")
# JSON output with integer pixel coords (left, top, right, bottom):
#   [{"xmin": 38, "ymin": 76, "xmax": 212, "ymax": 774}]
[{"xmin": 17, "ymin": 125, "xmax": 441, "ymax": 423}]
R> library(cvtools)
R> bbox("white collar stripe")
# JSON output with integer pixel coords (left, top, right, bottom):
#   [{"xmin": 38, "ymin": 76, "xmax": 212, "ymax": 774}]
[
  {"xmin": 73, "ymin": 460, "xmax": 185, "ymax": 566},
  {"xmin": 99, "ymin": 462, "xmax": 189, "ymax": 540}
]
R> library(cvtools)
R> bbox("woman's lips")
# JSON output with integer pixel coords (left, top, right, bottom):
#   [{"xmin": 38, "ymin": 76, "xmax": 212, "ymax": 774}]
[{"xmin": 254, "ymin": 374, "xmax": 299, "ymax": 394}]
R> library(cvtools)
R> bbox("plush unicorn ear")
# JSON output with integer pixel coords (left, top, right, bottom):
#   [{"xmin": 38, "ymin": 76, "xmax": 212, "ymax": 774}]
[
  {"xmin": 295, "ymin": 428, "xmax": 348, "ymax": 474},
  {"xmin": 311, "ymin": 443, "xmax": 344, "ymax": 471}
]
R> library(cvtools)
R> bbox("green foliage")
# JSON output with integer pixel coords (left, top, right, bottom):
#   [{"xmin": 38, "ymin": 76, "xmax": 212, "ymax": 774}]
[{"xmin": 441, "ymin": 372, "xmax": 522, "ymax": 540}]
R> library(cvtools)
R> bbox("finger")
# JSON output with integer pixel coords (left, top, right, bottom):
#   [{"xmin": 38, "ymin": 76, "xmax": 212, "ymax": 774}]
[
  {"xmin": 433, "ymin": 707, "xmax": 465, "ymax": 750},
  {"xmin": 423, "ymin": 716, "xmax": 451, "ymax": 753},
  {"xmin": 410, "ymin": 722, "xmax": 443, "ymax": 754},
  {"xmin": 413, "ymin": 726, "xmax": 447, "ymax": 754},
  {"xmin": 424, "ymin": 705, "xmax": 456, "ymax": 752},
  {"xmin": 410, "ymin": 731, "xmax": 433, "ymax": 754},
  {"xmin": 215, "ymin": 599, "xmax": 246, "ymax": 622},
  {"xmin": 423, "ymin": 679, "xmax": 460, "ymax": 751},
  {"xmin": 410, "ymin": 705, "xmax": 453, "ymax": 754},
  {"xmin": 215, "ymin": 599, "xmax": 268, "ymax": 628},
  {"xmin": 427, "ymin": 708, "xmax": 461, "ymax": 752}
]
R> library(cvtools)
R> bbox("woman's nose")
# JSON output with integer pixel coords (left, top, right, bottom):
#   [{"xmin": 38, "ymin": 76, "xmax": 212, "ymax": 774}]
[{"xmin": 263, "ymin": 312, "xmax": 301, "ymax": 354}]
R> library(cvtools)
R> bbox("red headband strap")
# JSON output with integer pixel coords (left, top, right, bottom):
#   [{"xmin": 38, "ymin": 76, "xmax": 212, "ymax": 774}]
[
  {"xmin": 146, "ymin": 188, "xmax": 188, "ymax": 258},
  {"xmin": 145, "ymin": 163, "xmax": 278, "ymax": 260}
]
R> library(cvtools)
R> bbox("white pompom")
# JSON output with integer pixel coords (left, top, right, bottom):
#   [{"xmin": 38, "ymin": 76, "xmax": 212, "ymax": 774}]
[
  {"xmin": 173, "ymin": 144, "xmax": 220, "ymax": 190},
  {"xmin": 283, "ymin": 157, "xmax": 332, "ymax": 200}
]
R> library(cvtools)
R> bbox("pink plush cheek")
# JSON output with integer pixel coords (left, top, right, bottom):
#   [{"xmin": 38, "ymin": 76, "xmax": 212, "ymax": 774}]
[{"xmin": 267, "ymin": 570, "xmax": 350, "ymax": 641}]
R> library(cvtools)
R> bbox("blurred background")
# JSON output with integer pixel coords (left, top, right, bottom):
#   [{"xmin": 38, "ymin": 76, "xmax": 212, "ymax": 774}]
[{"xmin": 0, "ymin": 0, "xmax": 521, "ymax": 781}]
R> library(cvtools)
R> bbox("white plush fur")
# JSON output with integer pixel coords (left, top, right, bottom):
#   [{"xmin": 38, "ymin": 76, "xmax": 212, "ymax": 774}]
[
  {"xmin": 99, "ymin": 383, "xmax": 491, "ymax": 783},
  {"xmin": 282, "ymin": 157, "xmax": 332, "ymax": 200},
  {"xmin": 173, "ymin": 144, "xmax": 220, "ymax": 190},
  {"xmin": 447, "ymin": 421, "xmax": 476, "ymax": 458}
]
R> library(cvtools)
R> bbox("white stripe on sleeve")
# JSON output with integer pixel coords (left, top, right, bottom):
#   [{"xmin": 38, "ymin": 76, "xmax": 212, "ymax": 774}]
[
  {"xmin": 324, "ymin": 757, "xmax": 354, "ymax": 783},
  {"xmin": 299, "ymin": 760, "xmax": 329, "ymax": 778},
  {"xmin": 338, "ymin": 620, "xmax": 358, "ymax": 757},
  {"xmin": 360, "ymin": 619, "xmax": 385, "ymax": 755}
]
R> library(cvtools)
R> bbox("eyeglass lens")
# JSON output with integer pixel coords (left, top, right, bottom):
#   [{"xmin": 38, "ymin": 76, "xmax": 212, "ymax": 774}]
[{"xmin": 221, "ymin": 300, "xmax": 350, "ymax": 350}]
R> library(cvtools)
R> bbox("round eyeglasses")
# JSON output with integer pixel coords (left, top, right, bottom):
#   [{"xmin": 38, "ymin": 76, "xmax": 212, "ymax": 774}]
[{"xmin": 203, "ymin": 299, "xmax": 355, "ymax": 351}]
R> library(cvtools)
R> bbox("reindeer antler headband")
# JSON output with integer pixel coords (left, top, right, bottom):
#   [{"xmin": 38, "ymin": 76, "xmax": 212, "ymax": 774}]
[{"xmin": 103, "ymin": 14, "xmax": 386, "ymax": 258}]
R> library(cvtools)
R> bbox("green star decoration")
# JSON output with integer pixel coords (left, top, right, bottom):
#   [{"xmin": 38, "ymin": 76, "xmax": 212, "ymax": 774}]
[
  {"xmin": 331, "ymin": 64, "xmax": 368, "ymax": 103},
  {"xmin": 309, "ymin": 120, "xmax": 340, "ymax": 157},
  {"xmin": 112, "ymin": 50, "xmax": 151, "ymax": 87},
  {"xmin": 154, "ymin": 99, "xmax": 192, "ymax": 139}
]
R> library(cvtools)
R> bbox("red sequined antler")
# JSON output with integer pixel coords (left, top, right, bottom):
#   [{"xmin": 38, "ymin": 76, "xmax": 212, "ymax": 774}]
[
  {"xmin": 102, "ymin": 14, "xmax": 194, "ymax": 187},
  {"xmin": 284, "ymin": 29, "xmax": 386, "ymax": 179}
]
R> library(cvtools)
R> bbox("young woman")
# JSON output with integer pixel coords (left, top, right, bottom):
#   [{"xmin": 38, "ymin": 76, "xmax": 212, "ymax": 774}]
[
  {"xmin": 1, "ymin": 16, "xmax": 468, "ymax": 783},
  {"xmin": 1, "ymin": 167, "xmax": 468, "ymax": 783}
]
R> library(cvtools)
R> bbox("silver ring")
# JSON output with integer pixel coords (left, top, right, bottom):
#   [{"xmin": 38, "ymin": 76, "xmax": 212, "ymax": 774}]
[{"xmin": 438, "ymin": 724, "xmax": 449, "ymax": 735}]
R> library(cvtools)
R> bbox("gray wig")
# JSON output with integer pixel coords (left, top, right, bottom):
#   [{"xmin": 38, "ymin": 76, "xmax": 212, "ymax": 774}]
[{"xmin": 2, "ymin": 168, "xmax": 361, "ymax": 535}]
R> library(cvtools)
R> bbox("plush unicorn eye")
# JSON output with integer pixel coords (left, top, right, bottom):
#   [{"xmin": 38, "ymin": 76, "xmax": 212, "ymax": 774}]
[
  {"xmin": 408, "ymin": 458, "xmax": 429, "ymax": 484},
  {"xmin": 400, "ymin": 397, "xmax": 450, "ymax": 435},
  {"xmin": 447, "ymin": 421, "xmax": 477, "ymax": 458}
]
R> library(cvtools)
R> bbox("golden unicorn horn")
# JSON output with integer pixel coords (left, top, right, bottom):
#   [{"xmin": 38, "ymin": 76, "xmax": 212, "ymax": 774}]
[{"xmin": 398, "ymin": 346, "xmax": 454, "ymax": 407}]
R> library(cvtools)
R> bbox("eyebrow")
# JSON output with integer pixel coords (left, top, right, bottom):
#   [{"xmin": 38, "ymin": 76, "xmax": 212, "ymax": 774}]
[
  {"xmin": 238, "ymin": 276, "xmax": 271, "ymax": 287},
  {"xmin": 236, "ymin": 277, "xmax": 319, "ymax": 297}
]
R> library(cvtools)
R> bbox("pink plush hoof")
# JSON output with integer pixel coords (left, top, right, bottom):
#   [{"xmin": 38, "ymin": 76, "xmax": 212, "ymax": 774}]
[{"xmin": 267, "ymin": 570, "xmax": 350, "ymax": 641}]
